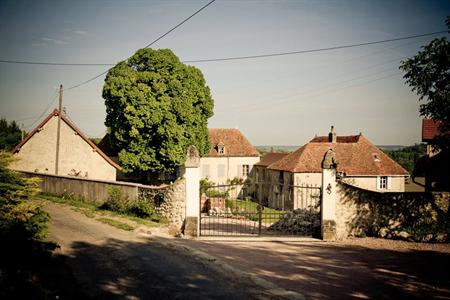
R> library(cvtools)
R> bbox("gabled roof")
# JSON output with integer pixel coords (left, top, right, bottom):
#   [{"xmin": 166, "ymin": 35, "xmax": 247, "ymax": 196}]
[
  {"xmin": 13, "ymin": 109, "xmax": 121, "ymax": 170},
  {"xmin": 255, "ymin": 152, "xmax": 288, "ymax": 167},
  {"xmin": 268, "ymin": 134, "xmax": 408, "ymax": 176},
  {"xmin": 422, "ymin": 119, "xmax": 442, "ymax": 142},
  {"xmin": 207, "ymin": 128, "xmax": 260, "ymax": 157}
]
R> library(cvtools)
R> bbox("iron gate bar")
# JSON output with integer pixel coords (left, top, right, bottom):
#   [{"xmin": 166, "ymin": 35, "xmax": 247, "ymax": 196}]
[{"xmin": 200, "ymin": 183, "xmax": 321, "ymax": 237}]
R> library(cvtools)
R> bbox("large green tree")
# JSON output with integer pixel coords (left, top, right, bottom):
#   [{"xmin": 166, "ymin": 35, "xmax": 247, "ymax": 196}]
[
  {"xmin": 103, "ymin": 49, "xmax": 214, "ymax": 174},
  {"xmin": 400, "ymin": 17, "xmax": 450, "ymax": 150}
]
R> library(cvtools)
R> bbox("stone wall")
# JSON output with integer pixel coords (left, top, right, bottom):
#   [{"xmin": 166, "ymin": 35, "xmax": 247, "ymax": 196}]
[
  {"xmin": 335, "ymin": 182, "xmax": 449, "ymax": 242},
  {"xmin": 138, "ymin": 177, "xmax": 186, "ymax": 228},
  {"xmin": 22, "ymin": 171, "xmax": 187, "ymax": 228}
]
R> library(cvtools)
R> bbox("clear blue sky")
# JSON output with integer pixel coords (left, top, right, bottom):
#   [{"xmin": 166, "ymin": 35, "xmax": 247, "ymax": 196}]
[{"xmin": 1, "ymin": 0, "xmax": 449, "ymax": 146}]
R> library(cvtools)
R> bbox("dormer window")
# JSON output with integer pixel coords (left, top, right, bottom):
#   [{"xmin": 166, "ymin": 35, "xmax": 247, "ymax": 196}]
[
  {"xmin": 372, "ymin": 153, "xmax": 381, "ymax": 162},
  {"xmin": 217, "ymin": 142, "xmax": 225, "ymax": 155}
]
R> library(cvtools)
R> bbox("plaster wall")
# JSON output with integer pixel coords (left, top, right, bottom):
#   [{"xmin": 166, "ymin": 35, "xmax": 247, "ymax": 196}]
[{"xmin": 11, "ymin": 116, "xmax": 116, "ymax": 181}]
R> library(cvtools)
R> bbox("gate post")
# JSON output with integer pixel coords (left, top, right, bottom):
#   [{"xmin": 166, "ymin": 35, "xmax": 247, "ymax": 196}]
[
  {"xmin": 184, "ymin": 145, "xmax": 200, "ymax": 237},
  {"xmin": 321, "ymin": 149, "xmax": 337, "ymax": 241}
]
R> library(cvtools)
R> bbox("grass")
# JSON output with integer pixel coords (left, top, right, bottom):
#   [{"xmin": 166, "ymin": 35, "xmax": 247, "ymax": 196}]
[
  {"xmin": 38, "ymin": 192, "xmax": 166, "ymax": 229},
  {"xmin": 97, "ymin": 218, "xmax": 135, "ymax": 231},
  {"xmin": 225, "ymin": 198, "xmax": 284, "ymax": 223}
]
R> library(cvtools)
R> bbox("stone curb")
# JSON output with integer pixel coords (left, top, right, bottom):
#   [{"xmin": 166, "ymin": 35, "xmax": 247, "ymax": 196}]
[{"xmin": 152, "ymin": 237, "xmax": 305, "ymax": 300}]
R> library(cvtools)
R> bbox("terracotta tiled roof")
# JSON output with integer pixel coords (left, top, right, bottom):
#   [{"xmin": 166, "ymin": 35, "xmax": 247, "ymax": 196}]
[
  {"xmin": 255, "ymin": 153, "xmax": 288, "ymax": 167},
  {"xmin": 13, "ymin": 109, "xmax": 121, "ymax": 170},
  {"xmin": 207, "ymin": 128, "xmax": 260, "ymax": 157},
  {"xmin": 268, "ymin": 134, "xmax": 408, "ymax": 176},
  {"xmin": 422, "ymin": 119, "xmax": 442, "ymax": 142}
]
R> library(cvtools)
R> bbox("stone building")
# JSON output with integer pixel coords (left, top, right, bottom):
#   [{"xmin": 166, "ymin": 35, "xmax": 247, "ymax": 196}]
[
  {"xmin": 199, "ymin": 128, "xmax": 260, "ymax": 185},
  {"xmin": 11, "ymin": 109, "xmax": 120, "ymax": 181},
  {"xmin": 259, "ymin": 127, "xmax": 409, "ymax": 209}
]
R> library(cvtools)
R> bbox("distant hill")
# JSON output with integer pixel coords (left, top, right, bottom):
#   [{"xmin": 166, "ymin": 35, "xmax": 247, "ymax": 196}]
[
  {"xmin": 377, "ymin": 145, "xmax": 407, "ymax": 151},
  {"xmin": 256, "ymin": 146, "xmax": 299, "ymax": 155},
  {"xmin": 257, "ymin": 145, "xmax": 407, "ymax": 154}
]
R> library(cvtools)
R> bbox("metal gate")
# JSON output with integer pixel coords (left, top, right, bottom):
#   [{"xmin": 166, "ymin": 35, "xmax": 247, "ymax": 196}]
[{"xmin": 199, "ymin": 183, "xmax": 321, "ymax": 237}]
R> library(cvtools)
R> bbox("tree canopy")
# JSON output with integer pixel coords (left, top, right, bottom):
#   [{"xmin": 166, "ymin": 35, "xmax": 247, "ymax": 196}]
[
  {"xmin": 400, "ymin": 17, "xmax": 450, "ymax": 149},
  {"xmin": 102, "ymin": 48, "xmax": 214, "ymax": 174},
  {"xmin": 0, "ymin": 118, "xmax": 21, "ymax": 151}
]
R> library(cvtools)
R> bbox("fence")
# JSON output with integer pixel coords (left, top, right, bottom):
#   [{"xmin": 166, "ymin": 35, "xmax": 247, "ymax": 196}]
[
  {"xmin": 200, "ymin": 183, "xmax": 321, "ymax": 237},
  {"xmin": 20, "ymin": 171, "xmax": 187, "ymax": 227}
]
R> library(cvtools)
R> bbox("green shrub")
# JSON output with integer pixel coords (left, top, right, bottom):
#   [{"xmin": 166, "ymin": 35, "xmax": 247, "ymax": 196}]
[
  {"xmin": 129, "ymin": 199, "xmax": 156, "ymax": 218},
  {"xmin": 102, "ymin": 186, "xmax": 130, "ymax": 213},
  {"xmin": 0, "ymin": 151, "xmax": 56, "ymax": 299}
]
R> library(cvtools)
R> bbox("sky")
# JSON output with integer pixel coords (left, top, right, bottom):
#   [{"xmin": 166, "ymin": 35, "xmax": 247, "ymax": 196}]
[{"xmin": 0, "ymin": 0, "xmax": 449, "ymax": 147}]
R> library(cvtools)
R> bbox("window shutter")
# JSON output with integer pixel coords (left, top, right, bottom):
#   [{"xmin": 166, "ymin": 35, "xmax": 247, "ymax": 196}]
[
  {"xmin": 237, "ymin": 164, "xmax": 242, "ymax": 177},
  {"xmin": 376, "ymin": 176, "xmax": 381, "ymax": 190},
  {"xmin": 387, "ymin": 177, "xmax": 392, "ymax": 190}
]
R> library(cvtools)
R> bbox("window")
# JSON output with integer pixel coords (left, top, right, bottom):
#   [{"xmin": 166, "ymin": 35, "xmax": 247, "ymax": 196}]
[
  {"xmin": 202, "ymin": 164, "xmax": 210, "ymax": 177},
  {"xmin": 217, "ymin": 164, "xmax": 225, "ymax": 177},
  {"xmin": 242, "ymin": 164, "xmax": 250, "ymax": 177},
  {"xmin": 218, "ymin": 145, "xmax": 225, "ymax": 155},
  {"xmin": 379, "ymin": 176, "xmax": 388, "ymax": 189}
]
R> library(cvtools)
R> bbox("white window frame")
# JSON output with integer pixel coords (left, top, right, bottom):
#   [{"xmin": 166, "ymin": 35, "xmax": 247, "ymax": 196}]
[
  {"xmin": 202, "ymin": 164, "xmax": 210, "ymax": 178},
  {"xmin": 377, "ymin": 176, "xmax": 390, "ymax": 190},
  {"xmin": 242, "ymin": 164, "xmax": 250, "ymax": 177},
  {"xmin": 217, "ymin": 164, "xmax": 225, "ymax": 178}
]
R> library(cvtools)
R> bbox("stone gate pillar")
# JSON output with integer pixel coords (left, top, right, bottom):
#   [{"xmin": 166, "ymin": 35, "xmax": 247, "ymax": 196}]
[
  {"xmin": 184, "ymin": 145, "xmax": 200, "ymax": 237},
  {"xmin": 321, "ymin": 149, "xmax": 337, "ymax": 241}
]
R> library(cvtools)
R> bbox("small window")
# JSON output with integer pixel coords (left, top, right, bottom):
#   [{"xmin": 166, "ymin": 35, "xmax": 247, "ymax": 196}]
[
  {"xmin": 217, "ymin": 143, "xmax": 225, "ymax": 155},
  {"xmin": 202, "ymin": 164, "xmax": 210, "ymax": 177},
  {"xmin": 279, "ymin": 171, "xmax": 284, "ymax": 183},
  {"xmin": 217, "ymin": 164, "xmax": 225, "ymax": 177},
  {"xmin": 242, "ymin": 164, "xmax": 250, "ymax": 177},
  {"xmin": 379, "ymin": 176, "xmax": 388, "ymax": 189}
]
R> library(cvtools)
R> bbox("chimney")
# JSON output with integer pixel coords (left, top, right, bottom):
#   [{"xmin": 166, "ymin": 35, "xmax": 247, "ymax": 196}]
[{"xmin": 328, "ymin": 126, "xmax": 337, "ymax": 143}]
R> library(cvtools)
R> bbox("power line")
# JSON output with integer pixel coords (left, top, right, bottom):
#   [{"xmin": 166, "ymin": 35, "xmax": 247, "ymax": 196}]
[
  {"xmin": 0, "ymin": 60, "xmax": 113, "ymax": 66},
  {"xmin": 183, "ymin": 30, "xmax": 448, "ymax": 63},
  {"xmin": 0, "ymin": 30, "xmax": 446, "ymax": 67},
  {"xmin": 24, "ymin": 92, "xmax": 59, "ymax": 130},
  {"xmin": 64, "ymin": 0, "xmax": 216, "ymax": 91}
]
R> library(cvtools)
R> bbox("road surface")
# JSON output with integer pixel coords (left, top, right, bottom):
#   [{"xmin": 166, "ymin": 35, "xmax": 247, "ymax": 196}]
[{"xmin": 45, "ymin": 202, "xmax": 292, "ymax": 300}]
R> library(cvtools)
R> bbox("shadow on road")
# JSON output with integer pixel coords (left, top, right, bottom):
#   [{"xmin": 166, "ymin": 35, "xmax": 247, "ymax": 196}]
[
  {"xmin": 54, "ymin": 237, "xmax": 260, "ymax": 300},
  {"xmin": 178, "ymin": 239, "xmax": 450, "ymax": 300}
]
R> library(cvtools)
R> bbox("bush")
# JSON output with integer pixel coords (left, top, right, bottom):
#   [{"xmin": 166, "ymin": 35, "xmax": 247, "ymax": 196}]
[
  {"xmin": 0, "ymin": 151, "xmax": 56, "ymax": 299},
  {"xmin": 129, "ymin": 199, "xmax": 156, "ymax": 218},
  {"xmin": 103, "ymin": 186, "xmax": 159, "ymax": 219},
  {"xmin": 103, "ymin": 186, "xmax": 130, "ymax": 213}
]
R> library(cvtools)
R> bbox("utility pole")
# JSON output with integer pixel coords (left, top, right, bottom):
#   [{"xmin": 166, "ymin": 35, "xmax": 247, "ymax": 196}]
[
  {"xmin": 55, "ymin": 84, "xmax": 63, "ymax": 175},
  {"xmin": 20, "ymin": 123, "xmax": 24, "ymax": 141}
]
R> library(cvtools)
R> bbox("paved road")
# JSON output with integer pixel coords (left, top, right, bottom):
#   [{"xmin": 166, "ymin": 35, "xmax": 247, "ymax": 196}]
[
  {"xmin": 176, "ymin": 238, "xmax": 450, "ymax": 300},
  {"xmin": 45, "ymin": 202, "xmax": 289, "ymax": 300}
]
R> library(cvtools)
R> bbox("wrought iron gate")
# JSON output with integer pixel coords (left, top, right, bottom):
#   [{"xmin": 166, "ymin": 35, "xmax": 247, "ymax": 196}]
[{"xmin": 199, "ymin": 183, "xmax": 321, "ymax": 237}]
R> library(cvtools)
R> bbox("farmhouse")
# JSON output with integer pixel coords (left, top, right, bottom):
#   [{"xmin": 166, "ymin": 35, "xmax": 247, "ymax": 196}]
[
  {"xmin": 257, "ymin": 127, "xmax": 409, "ymax": 209},
  {"xmin": 200, "ymin": 128, "xmax": 260, "ymax": 184},
  {"xmin": 11, "ymin": 109, "xmax": 120, "ymax": 181}
]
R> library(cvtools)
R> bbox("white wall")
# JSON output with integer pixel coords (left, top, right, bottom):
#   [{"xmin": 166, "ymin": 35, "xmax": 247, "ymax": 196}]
[
  {"xmin": 11, "ymin": 115, "xmax": 116, "ymax": 181},
  {"xmin": 199, "ymin": 156, "xmax": 260, "ymax": 184},
  {"xmin": 293, "ymin": 173, "xmax": 322, "ymax": 186},
  {"xmin": 341, "ymin": 176, "xmax": 405, "ymax": 192}
]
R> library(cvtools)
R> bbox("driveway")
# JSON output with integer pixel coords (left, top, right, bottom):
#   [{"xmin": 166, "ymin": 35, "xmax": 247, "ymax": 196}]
[
  {"xmin": 175, "ymin": 238, "xmax": 450, "ymax": 299},
  {"xmin": 44, "ymin": 202, "xmax": 294, "ymax": 300},
  {"xmin": 45, "ymin": 201, "xmax": 450, "ymax": 299}
]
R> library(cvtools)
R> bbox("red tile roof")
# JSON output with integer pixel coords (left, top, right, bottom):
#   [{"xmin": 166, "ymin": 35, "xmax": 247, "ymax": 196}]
[
  {"xmin": 255, "ymin": 152, "xmax": 288, "ymax": 167},
  {"xmin": 422, "ymin": 119, "xmax": 443, "ymax": 142},
  {"xmin": 268, "ymin": 134, "xmax": 408, "ymax": 176},
  {"xmin": 13, "ymin": 109, "xmax": 121, "ymax": 170},
  {"xmin": 207, "ymin": 128, "xmax": 260, "ymax": 157}
]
